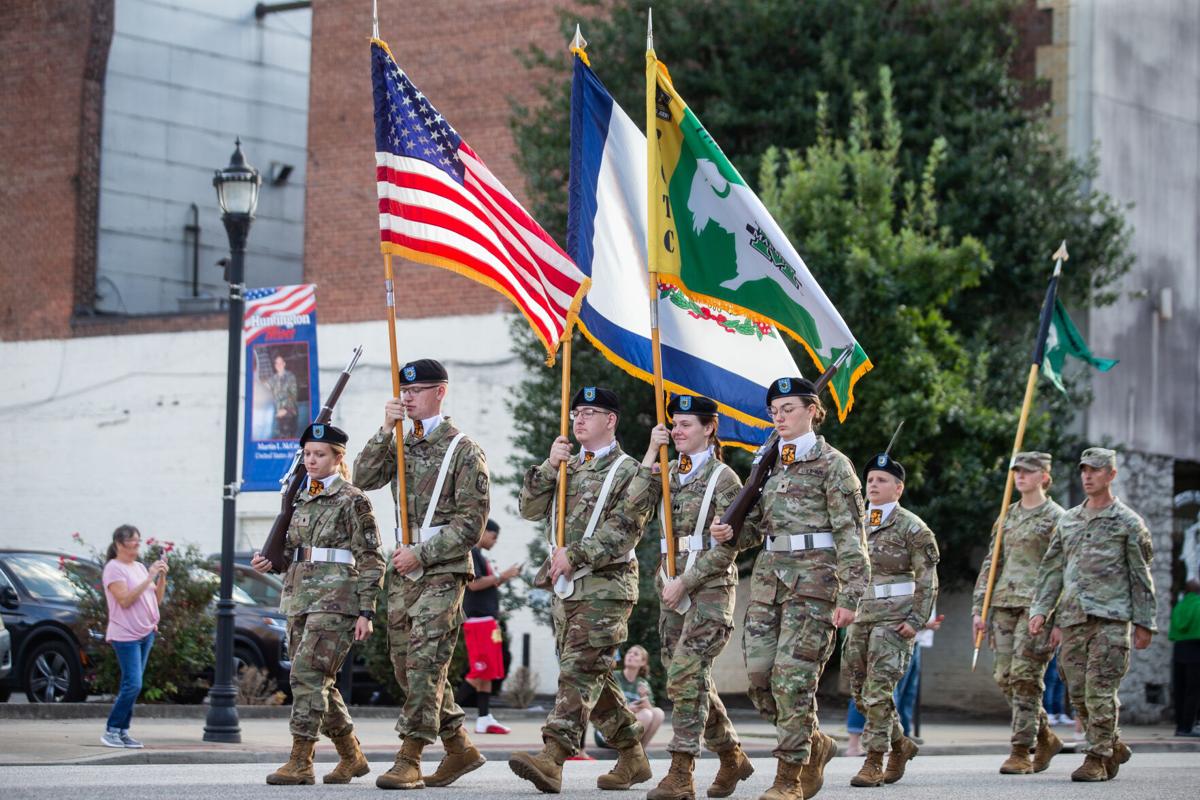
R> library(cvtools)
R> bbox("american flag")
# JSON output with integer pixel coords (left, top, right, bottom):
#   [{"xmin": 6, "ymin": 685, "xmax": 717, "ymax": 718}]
[
  {"xmin": 371, "ymin": 40, "xmax": 589, "ymax": 359},
  {"xmin": 243, "ymin": 284, "xmax": 316, "ymax": 343}
]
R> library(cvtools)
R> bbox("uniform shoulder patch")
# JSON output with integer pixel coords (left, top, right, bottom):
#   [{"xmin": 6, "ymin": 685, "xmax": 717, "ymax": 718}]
[
  {"xmin": 353, "ymin": 493, "xmax": 374, "ymax": 518},
  {"xmin": 476, "ymin": 471, "xmax": 489, "ymax": 495}
]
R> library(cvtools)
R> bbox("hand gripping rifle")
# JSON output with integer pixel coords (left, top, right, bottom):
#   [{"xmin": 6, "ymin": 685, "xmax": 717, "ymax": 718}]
[
  {"xmin": 719, "ymin": 347, "xmax": 854, "ymax": 535},
  {"xmin": 260, "ymin": 346, "xmax": 364, "ymax": 573}
]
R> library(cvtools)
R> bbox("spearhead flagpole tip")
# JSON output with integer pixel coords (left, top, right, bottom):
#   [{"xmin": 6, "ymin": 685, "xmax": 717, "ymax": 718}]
[
  {"xmin": 371, "ymin": 0, "xmax": 379, "ymax": 39},
  {"xmin": 971, "ymin": 647, "xmax": 980, "ymax": 672},
  {"xmin": 570, "ymin": 24, "xmax": 587, "ymax": 52},
  {"xmin": 1053, "ymin": 240, "xmax": 1069, "ymax": 262},
  {"xmin": 647, "ymin": 7, "xmax": 654, "ymax": 50}
]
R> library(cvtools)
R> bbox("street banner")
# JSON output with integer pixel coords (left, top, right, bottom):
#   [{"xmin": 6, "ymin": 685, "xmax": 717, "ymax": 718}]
[{"xmin": 241, "ymin": 284, "xmax": 320, "ymax": 492}]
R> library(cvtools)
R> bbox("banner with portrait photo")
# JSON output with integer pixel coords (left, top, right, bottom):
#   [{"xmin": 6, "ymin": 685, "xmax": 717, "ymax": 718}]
[{"xmin": 241, "ymin": 284, "xmax": 320, "ymax": 491}]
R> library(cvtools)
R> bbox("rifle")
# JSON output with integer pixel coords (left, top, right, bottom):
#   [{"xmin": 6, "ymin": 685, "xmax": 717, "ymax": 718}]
[
  {"xmin": 261, "ymin": 346, "xmax": 365, "ymax": 573},
  {"xmin": 719, "ymin": 347, "xmax": 854, "ymax": 535}
]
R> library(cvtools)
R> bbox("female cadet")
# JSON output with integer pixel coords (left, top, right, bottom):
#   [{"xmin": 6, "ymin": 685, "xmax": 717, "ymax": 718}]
[
  {"xmin": 251, "ymin": 423, "xmax": 385, "ymax": 786},
  {"xmin": 710, "ymin": 378, "xmax": 868, "ymax": 800},
  {"xmin": 971, "ymin": 452, "xmax": 1066, "ymax": 774},
  {"xmin": 842, "ymin": 452, "xmax": 938, "ymax": 787},
  {"xmin": 636, "ymin": 395, "xmax": 755, "ymax": 800}
]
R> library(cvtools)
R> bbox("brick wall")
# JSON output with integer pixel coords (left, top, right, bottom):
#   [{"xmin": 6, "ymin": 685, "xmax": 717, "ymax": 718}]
[
  {"xmin": 0, "ymin": 0, "xmax": 113, "ymax": 342},
  {"xmin": 304, "ymin": 0, "xmax": 565, "ymax": 323}
]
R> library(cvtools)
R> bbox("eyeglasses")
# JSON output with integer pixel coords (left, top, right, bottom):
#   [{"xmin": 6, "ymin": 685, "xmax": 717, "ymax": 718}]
[
  {"xmin": 767, "ymin": 403, "xmax": 801, "ymax": 419},
  {"xmin": 400, "ymin": 385, "xmax": 438, "ymax": 397},
  {"xmin": 570, "ymin": 408, "xmax": 611, "ymax": 422}
]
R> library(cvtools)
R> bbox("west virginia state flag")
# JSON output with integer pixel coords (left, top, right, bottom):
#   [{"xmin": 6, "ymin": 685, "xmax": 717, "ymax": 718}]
[{"xmin": 650, "ymin": 58, "xmax": 872, "ymax": 419}]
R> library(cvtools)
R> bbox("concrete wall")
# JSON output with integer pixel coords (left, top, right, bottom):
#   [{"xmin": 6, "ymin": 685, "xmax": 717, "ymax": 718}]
[
  {"xmin": 0, "ymin": 311, "xmax": 566, "ymax": 694},
  {"xmin": 96, "ymin": 0, "xmax": 310, "ymax": 315}
]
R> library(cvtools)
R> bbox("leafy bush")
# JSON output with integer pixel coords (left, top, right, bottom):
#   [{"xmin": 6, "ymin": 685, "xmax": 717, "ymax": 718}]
[{"xmin": 64, "ymin": 533, "xmax": 216, "ymax": 702}]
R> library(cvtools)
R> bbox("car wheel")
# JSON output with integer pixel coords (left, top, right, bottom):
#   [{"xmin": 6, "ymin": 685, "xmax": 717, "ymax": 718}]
[
  {"xmin": 234, "ymin": 644, "xmax": 264, "ymax": 678},
  {"xmin": 24, "ymin": 640, "xmax": 85, "ymax": 703},
  {"xmin": 0, "ymin": 682, "xmax": 11, "ymax": 702}
]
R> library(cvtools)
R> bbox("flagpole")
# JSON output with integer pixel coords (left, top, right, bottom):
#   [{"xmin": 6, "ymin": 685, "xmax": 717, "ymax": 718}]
[
  {"xmin": 382, "ymin": 254, "xmax": 412, "ymax": 546},
  {"xmin": 556, "ymin": 320, "xmax": 573, "ymax": 553},
  {"xmin": 644, "ymin": 10, "xmax": 678, "ymax": 580},
  {"xmin": 972, "ymin": 241, "xmax": 1068, "ymax": 670}
]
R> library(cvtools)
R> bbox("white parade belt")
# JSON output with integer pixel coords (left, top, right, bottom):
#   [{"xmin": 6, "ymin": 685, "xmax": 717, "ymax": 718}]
[
  {"xmin": 660, "ymin": 533, "xmax": 713, "ymax": 554},
  {"xmin": 298, "ymin": 547, "xmax": 355, "ymax": 565},
  {"xmin": 766, "ymin": 532, "xmax": 834, "ymax": 552},
  {"xmin": 871, "ymin": 580, "xmax": 916, "ymax": 599}
]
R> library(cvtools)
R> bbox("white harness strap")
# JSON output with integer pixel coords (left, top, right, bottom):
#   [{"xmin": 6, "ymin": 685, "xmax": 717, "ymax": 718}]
[
  {"xmin": 659, "ymin": 463, "xmax": 730, "ymax": 574},
  {"xmin": 552, "ymin": 453, "xmax": 633, "ymax": 598},
  {"xmin": 400, "ymin": 431, "xmax": 466, "ymax": 582}
]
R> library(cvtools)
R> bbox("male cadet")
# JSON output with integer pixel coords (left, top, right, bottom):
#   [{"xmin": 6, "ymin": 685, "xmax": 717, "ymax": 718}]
[
  {"xmin": 509, "ymin": 386, "xmax": 653, "ymax": 794},
  {"xmin": 1029, "ymin": 447, "xmax": 1158, "ymax": 783},
  {"xmin": 353, "ymin": 358, "xmax": 491, "ymax": 790},
  {"xmin": 842, "ymin": 452, "xmax": 937, "ymax": 788}
]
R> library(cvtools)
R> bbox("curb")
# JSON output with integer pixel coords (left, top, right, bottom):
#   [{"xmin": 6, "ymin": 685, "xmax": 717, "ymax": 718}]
[{"xmin": 4, "ymin": 740, "xmax": 1198, "ymax": 768}]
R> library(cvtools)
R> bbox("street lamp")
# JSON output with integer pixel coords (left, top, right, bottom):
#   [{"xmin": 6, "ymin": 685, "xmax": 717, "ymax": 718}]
[{"xmin": 204, "ymin": 139, "xmax": 261, "ymax": 743}]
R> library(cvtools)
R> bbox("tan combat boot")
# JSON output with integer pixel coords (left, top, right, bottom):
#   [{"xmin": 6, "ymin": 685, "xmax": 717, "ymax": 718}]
[
  {"xmin": 758, "ymin": 758, "xmax": 803, "ymax": 800},
  {"xmin": 882, "ymin": 736, "xmax": 919, "ymax": 784},
  {"xmin": 424, "ymin": 726, "xmax": 487, "ymax": 787},
  {"xmin": 266, "ymin": 736, "xmax": 317, "ymax": 785},
  {"xmin": 376, "ymin": 738, "xmax": 426, "ymax": 790},
  {"xmin": 323, "ymin": 732, "xmax": 370, "ymax": 784},
  {"xmin": 598, "ymin": 741, "xmax": 653, "ymax": 790},
  {"xmin": 998, "ymin": 744, "xmax": 1032, "ymax": 775},
  {"xmin": 1032, "ymin": 724, "xmax": 1063, "ymax": 773},
  {"xmin": 1071, "ymin": 754, "xmax": 1109, "ymax": 782},
  {"xmin": 708, "ymin": 744, "xmax": 755, "ymax": 798},
  {"xmin": 1103, "ymin": 740, "xmax": 1132, "ymax": 779},
  {"xmin": 850, "ymin": 752, "xmax": 885, "ymax": 787},
  {"xmin": 800, "ymin": 729, "xmax": 837, "ymax": 798},
  {"xmin": 508, "ymin": 738, "xmax": 573, "ymax": 794},
  {"xmin": 646, "ymin": 752, "xmax": 696, "ymax": 800}
]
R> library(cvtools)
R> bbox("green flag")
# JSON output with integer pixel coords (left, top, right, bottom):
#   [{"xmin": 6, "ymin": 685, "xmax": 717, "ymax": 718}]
[{"xmin": 1042, "ymin": 299, "xmax": 1117, "ymax": 395}]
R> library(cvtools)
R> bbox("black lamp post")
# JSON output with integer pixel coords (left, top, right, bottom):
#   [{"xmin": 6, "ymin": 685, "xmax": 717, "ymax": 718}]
[{"xmin": 204, "ymin": 139, "xmax": 261, "ymax": 743}]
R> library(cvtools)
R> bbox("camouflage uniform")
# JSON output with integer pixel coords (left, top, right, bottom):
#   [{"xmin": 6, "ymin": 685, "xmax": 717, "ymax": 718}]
[
  {"xmin": 280, "ymin": 476, "xmax": 385, "ymax": 741},
  {"xmin": 842, "ymin": 504, "xmax": 938, "ymax": 753},
  {"xmin": 268, "ymin": 368, "xmax": 299, "ymax": 439},
  {"xmin": 354, "ymin": 418, "xmax": 490, "ymax": 744},
  {"xmin": 736, "ymin": 435, "xmax": 869, "ymax": 765},
  {"xmin": 519, "ymin": 444, "xmax": 648, "ymax": 754},
  {"xmin": 972, "ymin": 498, "xmax": 1064, "ymax": 748},
  {"xmin": 634, "ymin": 453, "xmax": 744, "ymax": 756},
  {"xmin": 1031, "ymin": 488, "xmax": 1157, "ymax": 759}
]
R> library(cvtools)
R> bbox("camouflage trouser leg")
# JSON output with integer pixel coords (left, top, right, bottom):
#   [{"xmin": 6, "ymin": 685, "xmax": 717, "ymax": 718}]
[
  {"xmin": 990, "ymin": 607, "xmax": 1053, "ymax": 748},
  {"xmin": 658, "ymin": 586, "xmax": 738, "ymax": 756},
  {"xmin": 287, "ymin": 612, "xmax": 357, "ymax": 741},
  {"xmin": 842, "ymin": 621, "xmax": 913, "ymax": 753},
  {"xmin": 1060, "ymin": 617, "xmax": 1130, "ymax": 758},
  {"xmin": 387, "ymin": 571, "xmax": 468, "ymax": 744},
  {"xmin": 742, "ymin": 571, "xmax": 836, "ymax": 766},
  {"xmin": 543, "ymin": 597, "xmax": 642, "ymax": 754}
]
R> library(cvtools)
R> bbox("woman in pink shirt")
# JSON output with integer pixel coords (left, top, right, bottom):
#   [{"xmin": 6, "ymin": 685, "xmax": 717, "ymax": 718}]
[{"xmin": 101, "ymin": 525, "xmax": 167, "ymax": 748}]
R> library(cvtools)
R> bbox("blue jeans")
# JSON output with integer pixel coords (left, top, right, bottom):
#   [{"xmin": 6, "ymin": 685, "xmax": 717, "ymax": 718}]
[
  {"xmin": 106, "ymin": 633, "xmax": 155, "ymax": 731},
  {"xmin": 847, "ymin": 646, "xmax": 921, "ymax": 736},
  {"xmin": 1043, "ymin": 652, "xmax": 1066, "ymax": 716}
]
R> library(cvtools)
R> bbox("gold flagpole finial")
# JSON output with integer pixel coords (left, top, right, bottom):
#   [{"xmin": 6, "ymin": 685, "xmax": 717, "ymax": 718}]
[{"xmin": 1052, "ymin": 240, "xmax": 1068, "ymax": 277}]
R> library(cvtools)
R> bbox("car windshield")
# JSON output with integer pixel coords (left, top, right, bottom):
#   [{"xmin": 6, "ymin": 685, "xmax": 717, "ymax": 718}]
[
  {"xmin": 4, "ymin": 554, "xmax": 92, "ymax": 602},
  {"xmin": 193, "ymin": 569, "xmax": 257, "ymax": 606}
]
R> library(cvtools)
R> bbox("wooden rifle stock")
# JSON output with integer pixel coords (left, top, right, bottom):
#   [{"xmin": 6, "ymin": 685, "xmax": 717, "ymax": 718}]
[
  {"xmin": 261, "ymin": 346, "xmax": 364, "ymax": 573},
  {"xmin": 718, "ymin": 348, "xmax": 854, "ymax": 536}
]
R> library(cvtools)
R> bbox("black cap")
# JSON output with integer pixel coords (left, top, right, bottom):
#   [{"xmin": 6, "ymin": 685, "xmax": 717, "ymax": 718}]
[
  {"xmin": 301, "ymin": 423, "xmax": 349, "ymax": 448},
  {"xmin": 399, "ymin": 358, "xmax": 448, "ymax": 385},
  {"xmin": 485, "ymin": 519, "xmax": 500, "ymax": 533},
  {"xmin": 668, "ymin": 394, "xmax": 718, "ymax": 417},
  {"xmin": 766, "ymin": 376, "xmax": 817, "ymax": 404},
  {"xmin": 865, "ymin": 453, "xmax": 905, "ymax": 482},
  {"xmin": 571, "ymin": 386, "xmax": 620, "ymax": 414}
]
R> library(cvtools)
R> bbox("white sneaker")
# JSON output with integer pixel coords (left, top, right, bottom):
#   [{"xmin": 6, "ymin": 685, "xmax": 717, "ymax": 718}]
[
  {"xmin": 1058, "ymin": 714, "xmax": 1075, "ymax": 727},
  {"xmin": 1047, "ymin": 713, "xmax": 1062, "ymax": 726},
  {"xmin": 119, "ymin": 730, "xmax": 144, "ymax": 748},
  {"xmin": 100, "ymin": 730, "xmax": 125, "ymax": 748},
  {"xmin": 475, "ymin": 714, "xmax": 511, "ymax": 734}
]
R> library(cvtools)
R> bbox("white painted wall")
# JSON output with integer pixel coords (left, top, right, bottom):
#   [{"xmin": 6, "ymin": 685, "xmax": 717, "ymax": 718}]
[
  {"xmin": 0, "ymin": 311, "xmax": 563, "ymax": 693},
  {"xmin": 97, "ymin": 0, "xmax": 311, "ymax": 314}
]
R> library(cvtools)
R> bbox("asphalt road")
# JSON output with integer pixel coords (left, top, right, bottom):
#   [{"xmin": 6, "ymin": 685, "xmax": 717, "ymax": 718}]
[{"xmin": 2, "ymin": 754, "xmax": 1199, "ymax": 800}]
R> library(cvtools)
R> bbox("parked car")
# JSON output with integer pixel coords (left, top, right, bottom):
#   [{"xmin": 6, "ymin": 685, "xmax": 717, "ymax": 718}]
[
  {"xmin": 197, "ymin": 566, "xmax": 291, "ymax": 692},
  {"xmin": 0, "ymin": 550, "xmax": 99, "ymax": 702},
  {"xmin": 0, "ymin": 615, "xmax": 12, "ymax": 701}
]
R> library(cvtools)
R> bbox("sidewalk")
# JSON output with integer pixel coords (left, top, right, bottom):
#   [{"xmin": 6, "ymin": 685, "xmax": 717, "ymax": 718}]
[{"xmin": 0, "ymin": 705, "xmax": 1194, "ymax": 766}]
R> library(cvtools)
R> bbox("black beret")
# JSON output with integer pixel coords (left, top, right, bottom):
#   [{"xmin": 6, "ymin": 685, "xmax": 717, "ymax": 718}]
[
  {"xmin": 571, "ymin": 385, "xmax": 620, "ymax": 414},
  {"xmin": 668, "ymin": 394, "xmax": 718, "ymax": 417},
  {"xmin": 301, "ymin": 423, "xmax": 349, "ymax": 448},
  {"xmin": 865, "ymin": 452, "xmax": 906, "ymax": 482},
  {"xmin": 399, "ymin": 358, "xmax": 448, "ymax": 385},
  {"xmin": 766, "ymin": 376, "xmax": 818, "ymax": 404},
  {"xmin": 485, "ymin": 519, "xmax": 500, "ymax": 533}
]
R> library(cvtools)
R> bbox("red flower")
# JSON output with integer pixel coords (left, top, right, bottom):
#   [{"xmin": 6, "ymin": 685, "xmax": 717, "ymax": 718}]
[
  {"xmin": 146, "ymin": 537, "xmax": 157, "ymax": 545},
  {"xmin": 71, "ymin": 532, "xmax": 82, "ymax": 541}
]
